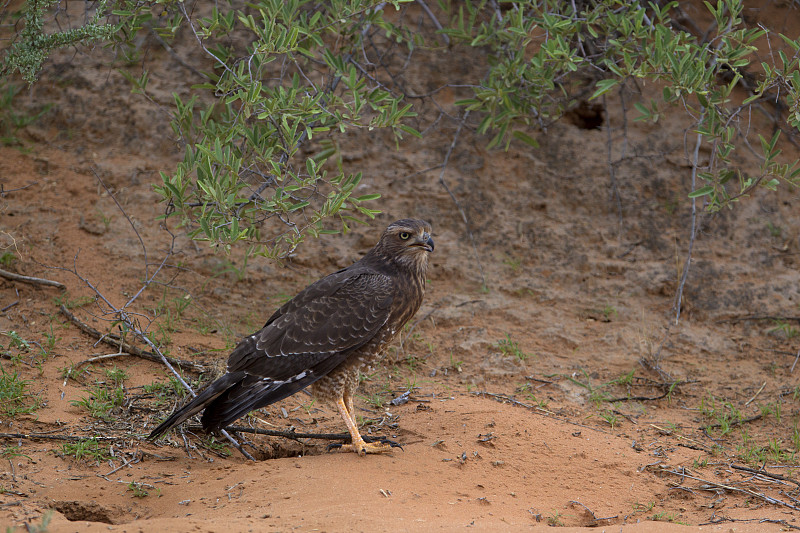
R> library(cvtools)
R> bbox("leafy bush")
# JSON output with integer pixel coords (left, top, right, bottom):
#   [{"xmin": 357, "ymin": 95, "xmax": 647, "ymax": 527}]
[
  {"xmin": 2, "ymin": 0, "xmax": 799, "ymax": 254},
  {"xmin": 443, "ymin": 0, "xmax": 800, "ymax": 210}
]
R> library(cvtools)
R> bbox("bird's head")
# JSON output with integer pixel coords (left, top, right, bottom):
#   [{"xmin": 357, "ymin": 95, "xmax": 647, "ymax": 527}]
[{"xmin": 372, "ymin": 219, "xmax": 434, "ymax": 273}]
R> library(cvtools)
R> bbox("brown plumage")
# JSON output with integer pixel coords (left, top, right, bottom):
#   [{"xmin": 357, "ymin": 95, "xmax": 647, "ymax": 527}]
[{"xmin": 147, "ymin": 219, "xmax": 434, "ymax": 455}]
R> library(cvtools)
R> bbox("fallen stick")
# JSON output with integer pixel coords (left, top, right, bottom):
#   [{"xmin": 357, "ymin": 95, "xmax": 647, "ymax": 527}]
[
  {"xmin": 656, "ymin": 466, "xmax": 800, "ymax": 511},
  {"xmin": 704, "ymin": 413, "xmax": 762, "ymax": 430},
  {"xmin": 730, "ymin": 463, "xmax": 800, "ymax": 489},
  {"xmin": 211, "ymin": 425, "xmax": 351, "ymax": 442},
  {"xmin": 0, "ymin": 432, "xmax": 120, "ymax": 442},
  {"xmin": 0, "ymin": 268, "xmax": 65, "ymax": 290}
]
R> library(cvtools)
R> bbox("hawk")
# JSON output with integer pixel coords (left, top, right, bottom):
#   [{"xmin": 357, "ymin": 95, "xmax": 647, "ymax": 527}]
[{"xmin": 148, "ymin": 219, "xmax": 434, "ymax": 455}]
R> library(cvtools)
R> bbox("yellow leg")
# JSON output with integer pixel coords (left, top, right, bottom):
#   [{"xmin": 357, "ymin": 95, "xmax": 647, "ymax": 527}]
[
  {"xmin": 334, "ymin": 396, "xmax": 393, "ymax": 456},
  {"xmin": 343, "ymin": 388, "xmax": 355, "ymax": 420}
]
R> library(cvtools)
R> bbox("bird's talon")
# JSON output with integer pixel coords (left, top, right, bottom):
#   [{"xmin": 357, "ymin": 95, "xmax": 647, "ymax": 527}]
[
  {"xmin": 363, "ymin": 435, "xmax": 404, "ymax": 450},
  {"xmin": 326, "ymin": 442, "xmax": 344, "ymax": 452}
]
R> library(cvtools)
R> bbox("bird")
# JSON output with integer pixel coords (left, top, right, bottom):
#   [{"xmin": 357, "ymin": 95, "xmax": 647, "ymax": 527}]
[{"xmin": 147, "ymin": 218, "xmax": 434, "ymax": 455}]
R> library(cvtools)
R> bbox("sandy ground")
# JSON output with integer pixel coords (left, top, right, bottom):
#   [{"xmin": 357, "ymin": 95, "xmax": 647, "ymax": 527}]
[{"xmin": 3, "ymin": 2, "xmax": 800, "ymax": 532}]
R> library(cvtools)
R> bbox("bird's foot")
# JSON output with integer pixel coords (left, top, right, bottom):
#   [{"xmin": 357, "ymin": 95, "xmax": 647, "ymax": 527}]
[
  {"xmin": 326, "ymin": 435, "xmax": 403, "ymax": 456},
  {"xmin": 363, "ymin": 435, "xmax": 403, "ymax": 450}
]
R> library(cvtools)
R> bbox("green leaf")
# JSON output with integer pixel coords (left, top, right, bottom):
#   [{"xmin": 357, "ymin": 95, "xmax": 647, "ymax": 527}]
[
  {"xmin": 511, "ymin": 130, "xmax": 539, "ymax": 148},
  {"xmin": 355, "ymin": 194, "xmax": 381, "ymax": 202},
  {"xmin": 398, "ymin": 124, "xmax": 422, "ymax": 139},
  {"xmin": 688, "ymin": 186, "xmax": 714, "ymax": 198},
  {"xmin": 590, "ymin": 79, "xmax": 619, "ymax": 100}
]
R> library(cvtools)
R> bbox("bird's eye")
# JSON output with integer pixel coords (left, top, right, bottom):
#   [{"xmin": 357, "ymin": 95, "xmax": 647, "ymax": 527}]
[{"xmin": 399, "ymin": 232, "xmax": 410, "ymax": 240}]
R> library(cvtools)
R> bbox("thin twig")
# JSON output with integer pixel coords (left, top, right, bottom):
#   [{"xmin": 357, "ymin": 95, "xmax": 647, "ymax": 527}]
[
  {"xmin": 603, "ymin": 93, "xmax": 623, "ymax": 237},
  {"xmin": 745, "ymin": 382, "xmax": 767, "ymax": 406},
  {"xmin": 473, "ymin": 391, "xmax": 613, "ymax": 435},
  {"xmin": 195, "ymin": 425, "xmax": 352, "ymax": 443},
  {"xmin": 220, "ymin": 429, "xmax": 256, "ymax": 461},
  {"xmin": 147, "ymin": 26, "xmax": 209, "ymax": 80},
  {"xmin": 103, "ymin": 453, "xmax": 141, "ymax": 476},
  {"xmin": 416, "ymin": 0, "xmax": 449, "ymax": 44},
  {"xmin": 649, "ymin": 424, "xmax": 712, "ymax": 451},
  {"xmin": 0, "ymin": 432, "xmax": 120, "ymax": 441},
  {"xmin": 569, "ymin": 500, "xmax": 618, "ymax": 522},
  {"xmin": 437, "ymin": 110, "xmax": 487, "ymax": 288},
  {"xmin": 730, "ymin": 464, "xmax": 800, "ymax": 489},
  {"xmin": 59, "ymin": 305, "xmax": 206, "ymax": 373},
  {"xmin": 655, "ymin": 466, "xmax": 800, "ymax": 511},
  {"xmin": 605, "ymin": 389, "xmax": 672, "ymax": 402},
  {"xmin": 718, "ymin": 315, "xmax": 800, "ymax": 323},
  {"xmin": 674, "ymin": 120, "xmax": 705, "ymax": 324},
  {"xmin": 0, "ymin": 268, "xmax": 65, "ymax": 290},
  {"xmin": 92, "ymin": 170, "xmax": 151, "ymax": 283}
]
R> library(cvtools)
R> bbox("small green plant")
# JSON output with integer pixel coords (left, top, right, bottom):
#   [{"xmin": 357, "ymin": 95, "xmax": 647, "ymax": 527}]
[
  {"xmin": 502, "ymin": 257, "xmax": 521, "ymax": 272},
  {"xmin": 2, "ymin": 330, "xmax": 30, "ymax": 353},
  {"xmin": 212, "ymin": 251, "xmax": 253, "ymax": 282},
  {"xmin": 496, "ymin": 334, "xmax": 531, "ymax": 361},
  {"xmin": 104, "ymin": 365, "xmax": 128, "ymax": 386},
  {"xmin": 0, "ymin": 365, "xmax": 40, "ymax": 417},
  {"xmin": 59, "ymin": 362, "xmax": 92, "ymax": 383},
  {"xmin": 632, "ymin": 501, "xmax": 656, "ymax": 515},
  {"xmin": 599, "ymin": 410, "xmax": 619, "ymax": 429},
  {"xmin": 1, "ymin": 445, "xmax": 31, "ymax": 461},
  {"xmin": 699, "ymin": 395, "xmax": 742, "ymax": 436},
  {"xmin": 767, "ymin": 221, "xmax": 783, "ymax": 238},
  {"xmin": 448, "ymin": 351, "xmax": 463, "ymax": 373},
  {"xmin": 127, "ymin": 481, "xmax": 157, "ymax": 498},
  {"xmin": 793, "ymin": 422, "xmax": 800, "ymax": 453},
  {"xmin": 609, "ymin": 369, "xmax": 636, "ymax": 387},
  {"xmin": 95, "ymin": 207, "xmax": 113, "ymax": 231},
  {"xmin": 16, "ymin": 511, "xmax": 52, "ymax": 533},
  {"xmin": 527, "ymin": 394, "xmax": 548, "ymax": 409},
  {"xmin": 41, "ymin": 322, "xmax": 62, "ymax": 356},
  {"xmin": 299, "ymin": 398, "xmax": 317, "ymax": 417},
  {"xmin": 602, "ymin": 304, "xmax": 618, "ymax": 321},
  {"xmin": 53, "ymin": 292, "xmax": 94, "ymax": 310},
  {"xmin": 361, "ymin": 391, "xmax": 386, "ymax": 409},
  {"xmin": 516, "ymin": 383, "xmax": 548, "ymax": 408},
  {"xmin": 568, "ymin": 370, "xmax": 610, "ymax": 405},
  {"xmin": 0, "ymin": 81, "xmax": 52, "ymax": 145},
  {"xmin": 767, "ymin": 438, "xmax": 794, "ymax": 463},
  {"xmin": 736, "ymin": 445, "xmax": 767, "ymax": 465},
  {"xmin": 651, "ymin": 511, "xmax": 684, "ymax": 524},
  {"xmin": 71, "ymin": 384, "xmax": 125, "ymax": 421},
  {"xmin": 404, "ymin": 354, "xmax": 424, "ymax": 373},
  {"xmin": 198, "ymin": 435, "xmax": 231, "ymax": 457},
  {"xmin": 767, "ymin": 320, "xmax": 799, "ymax": 339},
  {"xmin": 0, "ymin": 251, "xmax": 15, "ymax": 268},
  {"xmin": 546, "ymin": 511, "xmax": 564, "ymax": 527},
  {"xmin": 143, "ymin": 375, "xmax": 189, "ymax": 399},
  {"xmin": 60, "ymin": 438, "xmax": 110, "ymax": 462}
]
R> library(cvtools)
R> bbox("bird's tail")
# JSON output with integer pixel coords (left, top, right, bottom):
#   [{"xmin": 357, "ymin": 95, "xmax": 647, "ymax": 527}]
[
  {"xmin": 146, "ymin": 371, "xmax": 246, "ymax": 440},
  {"xmin": 199, "ymin": 371, "xmax": 322, "ymax": 432}
]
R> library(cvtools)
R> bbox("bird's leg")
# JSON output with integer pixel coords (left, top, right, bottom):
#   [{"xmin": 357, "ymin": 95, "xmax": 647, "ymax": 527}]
[
  {"xmin": 344, "ymin": 387, "xmax": 358, "ymax": 426},
  {"xmin": 333, "ymin": 395, "xmax": 393, "ymax": 456}
]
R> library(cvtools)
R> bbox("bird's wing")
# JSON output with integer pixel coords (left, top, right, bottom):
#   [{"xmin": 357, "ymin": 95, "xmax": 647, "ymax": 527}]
[{"xmin": 226, "ymin": 269, "xmax": 394, "ymax": 380}]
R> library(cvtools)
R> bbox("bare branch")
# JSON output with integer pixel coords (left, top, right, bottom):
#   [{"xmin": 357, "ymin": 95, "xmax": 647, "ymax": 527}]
[
  {"xmin": 437, "ymin": 110, "xmax": 487, "ymax": 288},
  {"xmin": 674, "ymin": 117, "xmax": 706, "ymax": 324}
]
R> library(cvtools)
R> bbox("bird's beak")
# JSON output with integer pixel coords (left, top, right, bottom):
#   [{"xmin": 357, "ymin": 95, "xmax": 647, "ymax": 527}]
[{"xmin": 415, "ymin": 233, "xmax": 434, "ymax": 253}]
